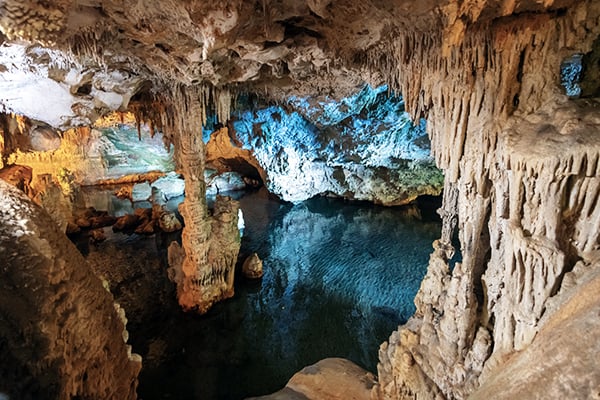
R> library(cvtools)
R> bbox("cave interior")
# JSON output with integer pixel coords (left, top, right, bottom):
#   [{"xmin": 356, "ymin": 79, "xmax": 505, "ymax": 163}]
[{"xmin": 0, "ymin": 0, "xmax": 600, "ymax": 399}]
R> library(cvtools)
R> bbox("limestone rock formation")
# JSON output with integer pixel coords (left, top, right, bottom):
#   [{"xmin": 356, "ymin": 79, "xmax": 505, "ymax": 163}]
[
  {"xmin": 207, "ymin": 86, "xmax": 444, "ymax": 205},
  {"xmin": 0, "ymin": 179, "xmax": 141, "ymax": 399},
  {"xmin": 164, "ymin": 88, "xmax": 242, "ymax": 314},
  {"xmin": 242, "ymin": 252, "xmax": 264, "ymax": 279},
  {"xmin": 374, "ymin": 4, "xmax": 600, "ymax": 400},
  {"xmin": 152, "ymin": 172, "xmax": 186, "ymax": 200},
  {"xmin": 470, "ymin": 257, "xmax": 600, "ymax": 400},
  {"xmin": 0, "ymin": 42, "xmax": 142, "ymax": 129},
  {"xmin": 155, "ymin": 205, "xmax": 183, "ymax": 233},
  {"xmin": 0, "ymin": 164, "xmax": 32, "ymax": 195},
  {"xmin": 249, "ymin": 358, "xmax": 376, "ymax": 400}
]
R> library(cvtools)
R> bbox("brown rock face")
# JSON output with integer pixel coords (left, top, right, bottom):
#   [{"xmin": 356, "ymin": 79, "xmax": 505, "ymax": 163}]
[
  {"xmin": 242, "ymin": 252, "xmax": 264, "ymax": 279},
  {"xmin": 0, "ymin": 164, "xmax": 32, "ymax": 194},
  {"xmin": 206, "ymin": 126, "xmax": 267, "ymax": 184},
  {"xmin": 0, "ymin": 179, "xmax": 140, "ymax": 399}
]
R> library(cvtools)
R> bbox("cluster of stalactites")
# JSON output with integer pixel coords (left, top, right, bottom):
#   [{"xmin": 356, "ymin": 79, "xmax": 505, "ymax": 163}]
[
  {"xmin": 0, "ymin": 113, "xmax": 32, "ymax": 167},
  {"xmin": 127, "ymin": 83, "xmax": 233, "ymax": 149},
  {"xmin": 361, "ymin": 3, "xmax": 599, "ymax": 182}
]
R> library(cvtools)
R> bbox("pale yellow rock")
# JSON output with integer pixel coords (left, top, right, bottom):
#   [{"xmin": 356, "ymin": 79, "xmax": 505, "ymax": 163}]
[{"xmin": 249, "ymin": 358, "xmax": 376, "ymax": 400}]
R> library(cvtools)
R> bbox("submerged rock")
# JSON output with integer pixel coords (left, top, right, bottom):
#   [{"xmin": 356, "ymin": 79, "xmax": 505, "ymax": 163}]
[
  {"xmin": 89, "ymin": 228, "xmax": 107, "ymax": 243},
  {"xmin": 113, "ymin": 213, "xmax": 140, "ymax": 231},
  {"xmin": 242, "ymin": 252, "xmax": 263, "ymax": 279}
]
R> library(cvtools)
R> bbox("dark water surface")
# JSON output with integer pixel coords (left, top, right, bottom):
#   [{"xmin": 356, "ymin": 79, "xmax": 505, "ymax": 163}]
[{"xmin": 78, "ymin": 189, "xmax": 442, "ymax": 399}]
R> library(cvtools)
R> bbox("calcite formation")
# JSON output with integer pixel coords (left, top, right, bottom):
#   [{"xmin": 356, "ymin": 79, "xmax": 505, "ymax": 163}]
[
  {"xmin": 161, "ymin": 88, "xmax": 241, "ymax": 313},
  {"xmin": 374, "ymin": 3, "xmax": 600, "ymax": 400},
  {"xmin": 0, "ymin": 179, "xmax": 141, "ymax": 399},
  {"xmin": 242, "ymin": 252, "xmax": 264, "ymax": 279},
  {"xmin": 249, "ymin": 358, "xmax": 376, "ymax": 400},
  {"xmin": 0, "ymin": 0, "xmax": 599, "ymax": 399}
]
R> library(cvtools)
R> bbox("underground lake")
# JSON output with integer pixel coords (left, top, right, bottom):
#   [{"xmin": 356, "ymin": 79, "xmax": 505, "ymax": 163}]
[{"xmin": 72, "ymin": 188, "xmax": 444, "ymax": 399}]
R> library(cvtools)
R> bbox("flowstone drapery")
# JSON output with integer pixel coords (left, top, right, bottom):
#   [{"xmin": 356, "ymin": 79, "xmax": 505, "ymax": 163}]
[
  {"xmin": 0, "ymin": 180, "xmax": 141, "ymax": 399},
  {"xmin": 374, "ymin": 3, "xmax": 600, "ymax": 399}
]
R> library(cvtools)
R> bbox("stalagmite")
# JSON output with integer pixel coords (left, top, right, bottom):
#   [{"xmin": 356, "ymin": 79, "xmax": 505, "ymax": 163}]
[
  {"xmin": 0, "ymin": 0, "xmax": 599, "ymax": 398},
  {"xmin": 161, "ymin": 86, "xmax": 241, "ymax": 314}
]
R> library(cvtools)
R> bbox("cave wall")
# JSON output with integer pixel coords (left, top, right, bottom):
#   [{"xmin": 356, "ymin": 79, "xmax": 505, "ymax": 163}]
[
  {"xmin": 0, "ymin": 179, "xmax": 141, "ymax": 399},
  {"xmin": 1, "ymin": 0, "xmax": 600, "ymax": 397},
  {"xmin": 226, "ymin": 86, "xmax": 443, "ymax": 205},
  {"xmin": 374, "ymin": 2, "xmax": 600, "ymax": 398}
]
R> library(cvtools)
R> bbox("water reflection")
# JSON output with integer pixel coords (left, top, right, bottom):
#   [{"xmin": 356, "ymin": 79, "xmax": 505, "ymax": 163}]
[{"xmin": 78, "ymin": 188, "xmax": 441, "ymax": 399}]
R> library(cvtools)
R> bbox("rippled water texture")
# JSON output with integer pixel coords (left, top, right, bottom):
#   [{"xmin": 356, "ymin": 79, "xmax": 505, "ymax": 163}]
[{"xmin": 78, "ymin": 189, "xmax": 442, "ymax": 399}]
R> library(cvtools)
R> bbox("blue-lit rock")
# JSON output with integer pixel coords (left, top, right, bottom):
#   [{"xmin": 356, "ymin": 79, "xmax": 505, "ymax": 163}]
[
  {"xmin": 98, "ymin": 125, "xmax": 175, "ymax": 178},
  {"xmin": 205, "ymin": 170, "xmax": 247, "ymax": 195},
  {"xmin": 151, "ymin": 172, "xmax": 185, "ymax": 201},
  {"xmin": 229, "ymin": 85, "xmax": 443, "ymax": 205},
  {"xmin": 132, "ymin": 182, "xmax": 152, "ymax": 202}
]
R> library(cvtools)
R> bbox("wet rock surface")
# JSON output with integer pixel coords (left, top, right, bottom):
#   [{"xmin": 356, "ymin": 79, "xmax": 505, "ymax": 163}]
[{"xmin": 1, "ymin": 0, "xmax": 600, "ymax": 399}]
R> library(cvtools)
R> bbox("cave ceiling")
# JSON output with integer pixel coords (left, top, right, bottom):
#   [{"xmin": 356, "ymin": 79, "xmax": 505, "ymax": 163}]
[{"xmin": 0, "ymin": 0, "xmax": 584, "ymax": 128}]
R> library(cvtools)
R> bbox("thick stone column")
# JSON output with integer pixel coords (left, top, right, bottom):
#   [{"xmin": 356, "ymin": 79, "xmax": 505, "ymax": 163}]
[
  {"xmin": 0, "ymin": 179, "xmax": 141, "ymax": 399},
  {"xmin": 165, "ymin": 87, "xmax": 241, "ymax": 314}
]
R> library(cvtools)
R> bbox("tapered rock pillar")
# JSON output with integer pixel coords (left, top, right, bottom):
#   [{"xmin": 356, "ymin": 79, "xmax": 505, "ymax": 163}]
[{"xmin": 166, "ymin": 88, "xmax": 241, "ymax": 314}]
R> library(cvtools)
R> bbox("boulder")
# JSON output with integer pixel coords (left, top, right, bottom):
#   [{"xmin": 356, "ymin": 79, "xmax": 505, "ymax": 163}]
[
  {"xmin": 135, "ymin": 220, "xmax": 155, "ymax": 234},
  {"xmin": 29, "ymin": 126, "xmax": 61, "ymax": 151},
  {"xmin": 249, "ymin": 358, "xmax": 375, "ymax": 400},
  {"xmin": 89, "ymin": 228, "xmax": 106, "ymax": 243},
  {"xmin": 132, "ymin": 181, "xmax": 152, "ymax": 202},
  {"xmin": 112, "ymin": 214, "xmax": 140, "ymax": 231},
  {"xmin": 74, "ymin": 207, "xmax": 116, "ymax": 229},
  {"xmin": 151, "ymin": 172, "xmax": 185, "ymax": 201},
  {"xmin": 242, "ymin": 253, "xmax": 264, "ymax": 279},
  {"xmin": 157, "ymin": 210, "xmax": 182, "ymax": 233}
]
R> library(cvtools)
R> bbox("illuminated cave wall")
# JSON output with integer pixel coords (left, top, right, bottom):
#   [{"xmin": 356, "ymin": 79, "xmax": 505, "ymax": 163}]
[
  {"xmin": 214, "ymin": 85, "xmax": 444, "ymax": 205},
  {"xmin": 6, "ymin": 118, "xmax": 174, "ymax": 186}
]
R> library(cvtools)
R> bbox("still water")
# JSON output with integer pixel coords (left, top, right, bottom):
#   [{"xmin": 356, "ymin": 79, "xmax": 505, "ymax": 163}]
[{"xmin": 77, "ymin": 189, "xmax": 442, "ymax": 399}]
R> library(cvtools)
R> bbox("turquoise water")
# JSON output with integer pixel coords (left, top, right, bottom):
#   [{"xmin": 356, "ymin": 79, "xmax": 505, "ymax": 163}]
[{"xmin": 78, "ymin": 189, "xmax": 442, "ymax": 399}]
